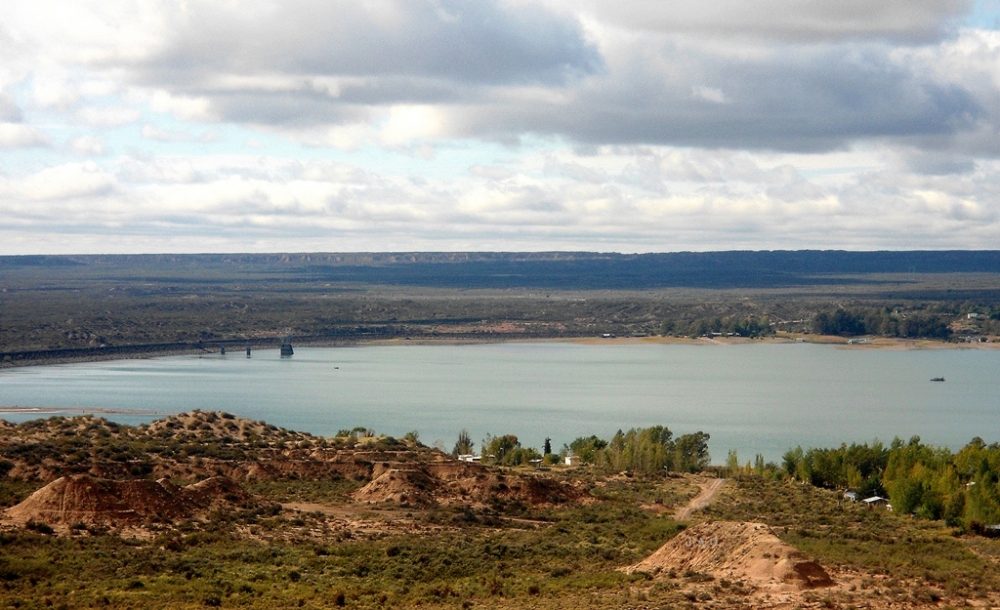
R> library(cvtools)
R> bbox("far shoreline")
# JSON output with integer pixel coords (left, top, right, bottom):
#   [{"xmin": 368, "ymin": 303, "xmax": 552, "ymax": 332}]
[
  {"xmin": 2, "ymin": 332, "xmax": 997, "ymax": 371},
  {"xmin": 361, "ymin": 332, "xmax": 1000, "ymax": 351}
]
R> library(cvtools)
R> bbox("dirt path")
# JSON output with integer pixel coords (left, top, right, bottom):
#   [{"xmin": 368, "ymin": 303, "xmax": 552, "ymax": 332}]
[
  {"xmin": 674, "ymin": 478, "xmax": 725, "ymax": 521},
  {"xmin": 282, "ymin": 502, "xmax": 410, "ymax": 519}
]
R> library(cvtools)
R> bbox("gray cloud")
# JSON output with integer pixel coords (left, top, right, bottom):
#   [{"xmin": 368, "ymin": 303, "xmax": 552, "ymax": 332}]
[
  {"xmin": 120, "ymin": 0, "xmax": 602, "ymax": 128},
  {"xmin": 452, "ymin": 39, "xmax": 985, "ymax": 152},
  {"xmin": 0, "ymin": 93, "xmax": 23, "ymax": 122},
  {"xmin": 902, "ymin": 149, "xmax": 979, "ymax": 175},
  {"xmin": 205, "ymin": 92, "xmax": 372, "ymax": 127},
  {"xmin": 564, "ymin": 0, "xmax": 971, "ymax": 42},
  {"xmin": 50, "ymin": 0, "xmax": 990, "ymax": 157},
  {"xmin": 144, "ymin": 0, "xmax": 601, "ymax": 86}
]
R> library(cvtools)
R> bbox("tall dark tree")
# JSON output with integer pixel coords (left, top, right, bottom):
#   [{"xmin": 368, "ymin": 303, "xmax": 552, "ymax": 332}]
[{"xmin": 452, "ymin": 429, "xmax": 474, "ymax": 456}]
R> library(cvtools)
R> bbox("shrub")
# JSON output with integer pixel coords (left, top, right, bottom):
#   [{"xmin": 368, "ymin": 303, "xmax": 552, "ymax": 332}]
[{"xmin": 25, "ymin": 520, "xmax": 54, "ymax": 535}]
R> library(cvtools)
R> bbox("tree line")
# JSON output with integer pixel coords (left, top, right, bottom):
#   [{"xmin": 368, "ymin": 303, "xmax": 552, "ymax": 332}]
[
  {"xmin": 448, "ymin": 425, "xmax": 711, "ymax": 473},
  {"xmin": 660, "ymin": 315, "xmax": 773, "ymax": 338},
  {"xmin": 567, "ymin": 426, "xmax": 711, "ymax": 473},
  {"xmin": 781, "ymin": 436, "xmax": 1000, "ymax": 529},
  {"xmin": 811, "ymin": 307, "xmax": 953, "ymax": 338}
]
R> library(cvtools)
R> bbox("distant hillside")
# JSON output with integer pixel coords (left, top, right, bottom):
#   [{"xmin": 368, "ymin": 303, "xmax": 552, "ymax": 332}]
[{"xmin": 3, "ymin": 250, "xmax": 1000, "ymax": 290}]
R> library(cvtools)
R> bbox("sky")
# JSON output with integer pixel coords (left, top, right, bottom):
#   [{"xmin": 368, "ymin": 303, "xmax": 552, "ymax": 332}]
[{"xmin": 1, "ymin": 0, "xmax": 999, "ymax": 254}]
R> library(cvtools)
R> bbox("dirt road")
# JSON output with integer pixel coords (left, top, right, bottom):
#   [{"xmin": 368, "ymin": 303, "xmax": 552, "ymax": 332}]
[{"xmin": 674, "ymin": 478, "xmax": 726, "ymax": 521}]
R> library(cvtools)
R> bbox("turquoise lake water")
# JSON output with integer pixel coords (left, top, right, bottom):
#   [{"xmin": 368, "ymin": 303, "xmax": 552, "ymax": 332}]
[{"xmin": 0, "ymin": 342, "xmax": 997, "ymax": 463}]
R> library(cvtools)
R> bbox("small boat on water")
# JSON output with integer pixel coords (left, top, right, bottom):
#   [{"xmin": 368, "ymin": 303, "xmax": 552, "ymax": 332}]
[{"xmin": 931, "ymin": 377, "xmax": 945, "ymax": 382}]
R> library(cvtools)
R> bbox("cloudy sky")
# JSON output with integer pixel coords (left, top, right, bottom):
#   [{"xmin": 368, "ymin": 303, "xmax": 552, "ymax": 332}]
[{"xmin": 2, "ymin": 0, "xmax": 999, "ymax": 254}]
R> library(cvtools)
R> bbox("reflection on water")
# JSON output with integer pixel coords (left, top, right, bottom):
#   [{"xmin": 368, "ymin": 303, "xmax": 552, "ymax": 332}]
[{"xmin": 0, "ymin": 343, "xmax": 997, "ymax": 463}]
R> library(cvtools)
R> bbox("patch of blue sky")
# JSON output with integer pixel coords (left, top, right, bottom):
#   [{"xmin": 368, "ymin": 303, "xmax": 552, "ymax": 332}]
[
  {"xmin": 964, "ymin": 0, "xmax": 1000, "ymax": 29},
  {"xmin": 0, "ymin": 145, "xmax": 62, "ymax": 177},
  {"xmin": 127, "ymin": 105, "xmax": 559, "ymax": 180},
  {"xmin": 10, "ymin": 68, "xmax": 559, "ymax": 182}
]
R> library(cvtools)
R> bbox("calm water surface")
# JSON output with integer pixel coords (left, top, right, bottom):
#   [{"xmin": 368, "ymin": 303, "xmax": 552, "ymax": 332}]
[{"xmin": 1, "ymin": 343, "xmax": 997, "ymax": 463}]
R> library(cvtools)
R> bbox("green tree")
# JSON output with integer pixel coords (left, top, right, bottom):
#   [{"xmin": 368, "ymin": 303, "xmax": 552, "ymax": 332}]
[
  {"xmin": 483, "ymin": 434, "xmax": 520, "ymax": 463},
  {"xmin": 753, "ymin": 454, "xmax": 765, "ymax": 477},
  {"xmin": 568, "ymin": 435, "xmax": 608, "ymax": 464},
  {"xmin": 452, "ymin": 429, "xmax": 474, "ymax": 457},
  {"xmin": 726, "ymin": 450, "xmax": 740, "ymax": 477},
  {"xmin": 675, "ymin": 432, "xmax": 711, "ymax": 473},
  {"xmin": 783, "ymin": 446, "xmax": 804, "ymax": 478}
]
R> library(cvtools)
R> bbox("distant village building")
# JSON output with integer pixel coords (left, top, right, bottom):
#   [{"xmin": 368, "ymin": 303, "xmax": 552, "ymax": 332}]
[
  {"xmin": 862, "ymin": 496, "xmax": 891, "ymax": 511},
  {"xmin": 457, "ymin": 454, "xmax": 480, "ymax": 463},
  {"xmin": 565, "ymin": 454, "xmax": 581, "ymax": 466}
]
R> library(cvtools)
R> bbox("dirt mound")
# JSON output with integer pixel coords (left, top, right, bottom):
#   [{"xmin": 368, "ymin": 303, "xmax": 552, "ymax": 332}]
[
  {"xmin": 352, "ymin": 460, "xmax": 587, "ymax": 508},
  {"xmin": 352, "ymin": 469, "xmax": 437, "ymax": 506},
  {"xmin": 184, "ymin": 476, "xmax": 259, "ymax": 510},
  {"xmin": 5, "ymin": 474, "xmax": 262, "ymax": 527},
  {"xmin": 624, "ymin": 521, "xmax": 833, "ymax": 590},
  {"xmin": 450, "ymin": 472, "xmax": 585, "ymax": 506},
  {"xmin": 144, "ymin": 411, "xmax": 306, "ymax": 444}
]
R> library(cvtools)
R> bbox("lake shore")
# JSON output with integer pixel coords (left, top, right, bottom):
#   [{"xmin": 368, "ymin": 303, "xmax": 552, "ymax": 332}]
[
  {"xmin": 365, "ymin": 333, "xmax": 1000, "ymax": 350},
  {"xmin": 2, "ymin": 332, "xmax": 997, "ymax": 371},
  {"xmin": 0, "ymin": 406, "xmax": 167, "ymax": 416}
]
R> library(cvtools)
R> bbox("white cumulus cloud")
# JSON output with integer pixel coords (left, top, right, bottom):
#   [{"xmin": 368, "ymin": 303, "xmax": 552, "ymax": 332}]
[
  {"xmin": 0, "ymin": 123, "xmax": 48, "ymax": 148},
  {"xmin": 76, "ymin": 105, "xmax": 141, "ymax": 127}
]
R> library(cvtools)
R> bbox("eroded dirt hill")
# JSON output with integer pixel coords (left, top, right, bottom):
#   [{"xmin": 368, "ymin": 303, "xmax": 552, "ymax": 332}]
[
  {"xmin": 624, "ymin": 521, "xmax": 834, "ymax": 590},
  {"xmin": 0, "ymin": 411, "xmax": 586, "ymax": 524},
  {"xmin": 352, "ymin": 461, "xmax": 586, "ymax": 508},
  {"xmin": 6, "ymin": 474, "xmax": 265, "ymax": 526}
]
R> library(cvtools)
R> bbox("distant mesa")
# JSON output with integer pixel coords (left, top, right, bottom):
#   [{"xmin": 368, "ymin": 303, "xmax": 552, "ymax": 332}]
[{"xmin": 624, "ymin": 521, "xmax": 834, "ymax": 590}]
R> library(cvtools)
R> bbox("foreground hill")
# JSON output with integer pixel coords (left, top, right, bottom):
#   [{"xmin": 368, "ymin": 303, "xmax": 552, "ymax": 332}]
[
  {"xmin": 1, "ymin": 412, "xmax": 1000, "ymax": 608},
  {"xmin": 0, "ymin": 411, "xmax": 582, "ymax": 514}
]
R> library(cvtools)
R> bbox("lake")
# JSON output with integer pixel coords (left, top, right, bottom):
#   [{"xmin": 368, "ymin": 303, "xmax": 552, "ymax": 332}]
[{"xmin": 0, "ymin": 342, "xmax": 997, "ymax": 463}]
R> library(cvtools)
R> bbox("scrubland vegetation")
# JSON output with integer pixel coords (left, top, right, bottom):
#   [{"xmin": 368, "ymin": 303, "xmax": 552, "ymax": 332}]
[{"xmin": 2, "ymin": 416, "xmax": 1000, "ymax": 608}]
